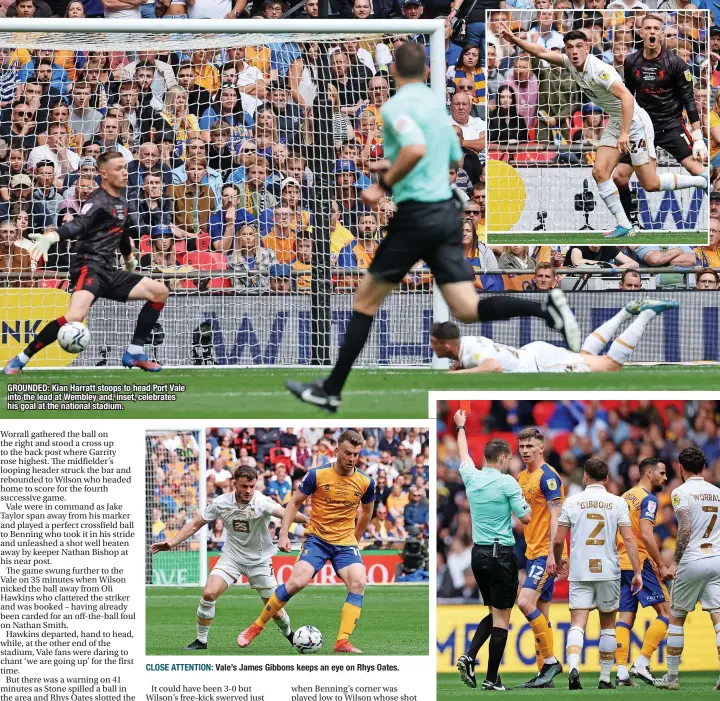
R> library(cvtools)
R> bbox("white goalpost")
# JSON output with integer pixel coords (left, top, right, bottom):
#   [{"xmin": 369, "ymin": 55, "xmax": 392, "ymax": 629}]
[{"xmin": 0, "ymin": 18, "xmax": 450, "ymax": 370}]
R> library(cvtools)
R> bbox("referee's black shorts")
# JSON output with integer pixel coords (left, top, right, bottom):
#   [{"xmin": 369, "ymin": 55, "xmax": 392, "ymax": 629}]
[
  {"xmin": 620, "ymin": 125, "xmax": 692, "ymax": 166},
  {"xmin": 70, "ymin": 263, "xmax": 144, "ymax": 302},
  {"xmin": 367, "ymin": 197, "xmax": 473, "ymax": 286},
  {"xmin": 471, "ymin": 544, "xmax": 519, "ymax": 610}
]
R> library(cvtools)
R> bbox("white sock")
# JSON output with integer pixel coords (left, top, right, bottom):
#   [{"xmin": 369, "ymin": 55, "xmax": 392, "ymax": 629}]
[
  {"xmin": 544, "ymin": 655, "xmax": 558, "ymax": 664},
  {"xmin": 714, "ymin": 622, "xmax": 720, "ymax": 664},
  {"xmin": 17, "ymin": 352, "xmax": 30, "ymax": 364},
  {"xmin": 659, "ymin": 172, "xmax": 707, "ymax": 191},
  {"xmin": 666, "ymin": 623, "xmax": 684, "ymax": 678},
  {"xmin": 196, "ymin": 598, "xmax": 215, "ymax": 643},
  {"xmin": 617, "ymin": 664, "xmax": 629, "ymax": 680},
  {"xmin": 607, "ymin": 309, "xmax": 656, "ymax": 365},
  {"xmin": 599, "ymin": 628, "xmax": 616, "ymax": 683},
  {"xmin": 272, "ymin": 608, "xmax": 292, "ymax": 636},
  {"xmin": 567, "ymin": 625, "xmax": 584, "ymax": 673},
  {"xmin": 634, "ymin": 653, "xmax": 650, "ymax": 669},
  {"xmin": 127, "ymin": 343, "xmax": 144, "ymax": 355},
  {"xmin": 597, "ymin": 179, "xmax": 632, "ymax": 228},
  {"xmin": 582, "ymin": 308, "xmax": 633, "ymax": 355}
]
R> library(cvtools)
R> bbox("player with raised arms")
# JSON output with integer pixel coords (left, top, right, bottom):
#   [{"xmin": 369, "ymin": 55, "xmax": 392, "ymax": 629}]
[
  {"xmin": 615, "ymin": 457, "xmax": 673, "ymax": 686},
  {"xmin": 3, "ymin": 151, "xmax": 168, "ymax": 374},
  {"xmin": 498, "ymin": 24, "xmax": 708, "ymax": 239},
  {"xmin": 616, "ymin": 14, "xmax": 708, "ymax": 229},
  {"xmin": 150, "ymin": 465, "xmax": 309, "ymax": 650},
  {"xmin": 429, "ymin": 298, "xmax": 679, "ymax": 374},
  {"xmin": 237, "ymin": 430, "xmax": 375, "ymax": 654},
  {"xmin": 513, "ymin": 428, "xmax": 565, "ymax": 689},
  {"xmin": 654, "ymin": 446, "xmax": 720, "ymax": 691},
  {"xmin": 554, "ymin": 458, "xmax": 643, "ymax": 690},
  {"xmin": 286, "ymin": 40, "xmax": 580, "ymax": 412}
]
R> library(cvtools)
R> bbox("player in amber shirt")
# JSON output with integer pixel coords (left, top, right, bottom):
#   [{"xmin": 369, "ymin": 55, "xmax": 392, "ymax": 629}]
[
  {"xmin": 237, "ymin": 430, "xmax": 375, "ymax": 654},
  {"xmin": 615, "ymin": 457, "xmax": 671, "ymax": 686},
  {"xmin": 516, "ymin": 427, "xmax": 565, "ymax": 688}
]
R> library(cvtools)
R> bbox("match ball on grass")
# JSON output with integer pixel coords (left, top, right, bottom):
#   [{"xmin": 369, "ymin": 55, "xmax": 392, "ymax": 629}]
[
  {"xmin": 292, "ymin": 625, "xmax": 323, "ymax": 654},
  {"xmin": 57, "ymin": 322, "xmax": 91, "ymax": 354}
]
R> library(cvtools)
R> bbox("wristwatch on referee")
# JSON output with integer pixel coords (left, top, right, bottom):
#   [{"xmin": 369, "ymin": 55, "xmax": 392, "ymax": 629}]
[
  {"xmin": 456, "ymin": 425, "xmax": 465, "ymax": 432},
  {"xmin": 378, "ymin": 173, "xmax": 392, "ymax": 193}
]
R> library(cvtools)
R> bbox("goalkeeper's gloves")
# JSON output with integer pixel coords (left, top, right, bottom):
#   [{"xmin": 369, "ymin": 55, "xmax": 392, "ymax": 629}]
[
  {"xmin": 27, "ymin": 230, "xmax": 60, "ymax": 263},
  {"xmin": 692, "ymin": 129, "xmax": 708, "ymax": 161},
  {"xmin": 124, "ymin": 254, "xmax": 138, "ymax": 274}
]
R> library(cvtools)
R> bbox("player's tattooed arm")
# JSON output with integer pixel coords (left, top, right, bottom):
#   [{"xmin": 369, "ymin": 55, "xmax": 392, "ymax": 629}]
[
  {"xmin": 545, "ymin": 498, "xmax": 562, "ymax": 576},
  {"xmin": 674, "ymin": 507, "xmax": 692, "ymax": 565}
]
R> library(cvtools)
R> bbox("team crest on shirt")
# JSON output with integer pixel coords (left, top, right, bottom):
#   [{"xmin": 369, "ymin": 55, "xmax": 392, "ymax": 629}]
[
  {"xmin": 672, "ymin": 494, "xmax": 681, "ymax": 507},
  {"xmin": 647, "ymin": 500, "xmax": 657, "ymax": 514},
  {"xmin": 324, "ymin": 484, "xmax": 331, "ymax": 491},
  {"xmin": 112, "ymin": 206, "xmax": 125, "ymax": 221},
  {"xmin": 684, "ymin": 70, "xmax": 693, "ymax": 82},
  {"xmin": 546, "ymin": 478, "xmax": 558, "ymax": 491}
]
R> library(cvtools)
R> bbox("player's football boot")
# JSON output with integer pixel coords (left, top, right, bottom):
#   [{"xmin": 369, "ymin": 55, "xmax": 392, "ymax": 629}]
[
  {"xmin": 568, "ymin": 668, "xmax": 583, "ymax": 690},
  {"xmin": 2, "ymin": 356, "xmax": 26, "ymax": 374},
  {"xmin": 653, "ymin": 674, "xmax": 680, "ymax": 690},
  {"xmin": 638, "ymin": 298, "xmax": 680, "ymax": 315},
  {"xmin": 604, "ymin": 225, "xmax": 636, "ymax": 239},
  {"xmin": 121, "ymin": 351, "xmax": 162, "ymax": 372},
  {"xmin": 714, "ymin": 674, "xmax": 720, "ymax": 690},
  {"xmin": 598, "ymin": 680, "xmax": 615, "ymax": 689},
  {"xmin": 236, "ymin": 623, "xmax": 263, "ymax": 648},
  {"xmin": 333, "ymin": 639, "xmax": 362, "ymax": 653},
  {"xmin": 285, "ymin": 379, "xmax": 341, "ymax": 414},
  {"xmin": 515, "ymin": 662, "xmax": 562, "ymax": 688},
  {"xmin": 544, "ymin": 288, "xmax": 581, "ymax": 352},
  {"xmin": 284, "ymin": 630, "xmax": 295, "ymax": 644},
  {"xmin": 183, "ymin": 639, "xmax": 207, "ymax": 650},
  {"xmin": 615, "ymin": 673, "xmax": 635, "ymax": 687},
  {"xmin": 480, "ymin": 676, "xmax": 506, "ymax": 691},
  {"xmin": 457, "ymin": 654, "xmax": 477, "ymax": 688},
  {"xmin": 630, "ymin": 663, "xmax": 655, "ymax": 685}
]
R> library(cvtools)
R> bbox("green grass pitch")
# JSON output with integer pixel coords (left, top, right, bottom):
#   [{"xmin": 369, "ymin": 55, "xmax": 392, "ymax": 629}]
[
  {"xmin": 437, "ymin": 672, "xmax": 720, "ymax": 700},
  {"xmin": 487, "ymin": 231, "xmax": 707, "ymax": 246},
  {"xmin": 146, "ymin": 585, "xmax": 428, "ymax": 656},
  {"xmin": 3, "ymin": 366, "xmax": 720, "ymax": 418}
]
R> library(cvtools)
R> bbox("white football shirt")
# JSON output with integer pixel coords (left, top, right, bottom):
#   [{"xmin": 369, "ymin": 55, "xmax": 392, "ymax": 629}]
[
  {"xmin": 671, "ymin": 477, "xmax": 720, "ymax": 561},
  {"xmin": 458, "ymin": 336, "xmax": 537, "ymax": 373},
  {"xmin": 202, "ymin": 490, "xmax": 279, "ymax": 565},
  {"xmin": 558, "ymin": 483, "xmax": 631, "ymax": 581}
]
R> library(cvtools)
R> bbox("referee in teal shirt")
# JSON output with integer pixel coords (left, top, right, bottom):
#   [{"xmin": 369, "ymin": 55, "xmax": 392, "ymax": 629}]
[
  {"xmin": 287, "ymin": 41, "xmax": 580, "ymax": 412},
  {"xmin": 454, "ymin": 409, "xmax": 531, "ymax": 691}
]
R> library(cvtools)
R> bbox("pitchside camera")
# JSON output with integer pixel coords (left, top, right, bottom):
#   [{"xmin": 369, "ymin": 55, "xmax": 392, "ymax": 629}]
[{"xmin": 575, "ymin": 179, "xmax": 597, "ymax": 230}]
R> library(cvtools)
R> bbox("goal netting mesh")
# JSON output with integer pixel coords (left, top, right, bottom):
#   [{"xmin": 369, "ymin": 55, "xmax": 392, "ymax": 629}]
[
  {"xmin": 0, "ymin": 23, "xmax": 439, "ymax": 368},
  {"xmin": 486, "ymin": 8, "xmax": 710, "ymax": 235}
]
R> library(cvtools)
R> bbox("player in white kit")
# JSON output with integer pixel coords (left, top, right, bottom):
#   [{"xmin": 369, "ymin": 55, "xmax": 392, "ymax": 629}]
[
  {"xmin": 429, "ymin": 298, "xmax": 678, "ymax": 374},
  {"xmin": 498, "ymin": 24, "xmax": 708, "ymax": 238},
  {"xmin": 654, "ymin": 447, "xmax": 720, "ymax": 690},
  {"xmin": 553, "ymin": 458, "xmax": 643, "ymax": 690},
  {"xmin": 150, "ymin": 464, "xmax": 309, "ymax": 650}
]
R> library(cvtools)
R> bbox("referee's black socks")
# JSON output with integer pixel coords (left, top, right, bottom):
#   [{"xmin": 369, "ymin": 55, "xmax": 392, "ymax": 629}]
[
  {"xmin": 467, "ymin": 613, "xmax": 493, "ymax": 660},
  {"xmin": 618, "ymin": 184, "xmax": 633, "ymax": 220},
  {"xmin": 477, "ymin": 296, "xmax": 552, "ymax": 326},
  {"xmin": 486, "ymin": 627, "xmax": 509, "ymax": 683},
  {"xmin": 324, "ymin": 311, "xmax": 374, "ymax": 397}
]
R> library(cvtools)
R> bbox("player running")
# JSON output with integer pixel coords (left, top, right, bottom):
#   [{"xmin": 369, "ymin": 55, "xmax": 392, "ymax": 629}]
[
  {"xmin": 654, "ymin": 446, "xmax": 720, "ymax": 691},
  {"xmin": 150, "ymin": 465, "xmax": 308, "ymax": 650},
  {"xmin": 429, "ymin": 298, "xmax": 679, "ymax": 374},
  {"xmin": 498, "ymin": 24, "xmax": 708, "ymax": 239},
  {"xmin": 615, "ymin": 457, "xmax": 673, "ymax": 686},
  {"xmin": 285, "ymin": 41, "xmax": 581, "ymax": 413},
  {"xmin": 555, "ymin": 458, "xmax": 643, "ymax": 690},
  {"xmin": 237, "ymin": 431, "xmax": 375, "ymax": 654},
  {"xmin": 616, "ymin": 14, "xmax": 708, "ymax": 229},
  {"xmin": 3, "ymin": 151, "xmax": 167, "ymax": 374},
  {"xmin": 514, "ymin": 427, "xmax": 564, "ymax": 689}
]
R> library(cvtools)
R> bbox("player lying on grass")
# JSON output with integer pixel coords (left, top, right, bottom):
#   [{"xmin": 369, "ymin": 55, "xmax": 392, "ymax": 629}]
[
  {"xmin": 429, "ymin": 298, "xmax": 679, "ymax": 373},
  {"xmin": 555, "ymin": 457, "xmax": 643, "ymax": 690},
  {"xmin": 3, "ymin": 151, "xmax": 167, "ymax": 374},
  {"xmin": 237, "ymin": 431, "xmax": 374, "ymax": 654},
  {"xmin": 150, "ymin": 465, "xmax": 309, "ymax": 651},
  {"xmin": 498, "ymin": 23, "xmax": 708, "ymax": 239},
  {"xmin": 615, "ymin": 14, "xmax": 708, "ymax": 229}
]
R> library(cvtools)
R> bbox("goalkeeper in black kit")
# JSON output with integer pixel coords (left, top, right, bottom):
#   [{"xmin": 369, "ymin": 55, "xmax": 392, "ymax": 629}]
[
  {"xmin": 3, "ymin": 151, "xmax": 169, "ymax": 375},
  {"xmin": 614, "ymin": 13, "xmax": 708, "ymax": 227}
]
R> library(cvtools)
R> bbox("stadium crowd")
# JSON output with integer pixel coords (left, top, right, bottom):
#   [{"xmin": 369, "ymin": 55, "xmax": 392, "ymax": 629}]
[
  {"xmin": 436, "ymin": 399, "xmax": 720, "ymax": 602},
  {"xmin": 148, "ymin": 427, "xmax": 429, "ymax": 553}
]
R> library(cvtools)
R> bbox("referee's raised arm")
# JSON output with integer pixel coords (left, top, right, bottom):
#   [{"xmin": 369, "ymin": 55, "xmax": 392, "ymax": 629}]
[{"xmin": 456, "ymin": 422, "xmax": 530, "ymax": 691}]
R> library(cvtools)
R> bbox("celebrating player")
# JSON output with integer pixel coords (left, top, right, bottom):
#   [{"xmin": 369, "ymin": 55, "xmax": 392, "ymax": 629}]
[
  {"xmin": 150, "ymin": 465, "xmax": 309, "ymax": 650},
  {"xmin": 3, "ymin": 151, "xmax": 167, "ymax": 374},
  {"xmin": 498, "ymin": 25, "xmax": 708, "ymax": 239},
  {"xmin": 237, "ymin": 431, "xmax": 375, "ymax": 654},
  {"xmin": 514, "ymin": 428, "xmax": 565, "ymax": 689},
  {"xmin": 286, "ymin": 41, "xmax": 580, "ymax": 412},
  {"xmin": 615, "ymin": 457, "xmax": 673, "ymax": 686},
  {"xmin": 616, "ymin": 14, "xmax": 708, "ymax": 229},
  {"xmin": 555, "ymin": 458, "xmax": 643, "ymax": 690},
  {"xmin": 654, "ymin": 446, "xmax": 720, "ymax": 691},
  {"xmin": 429, "ymin": 298, "xmax": 679, "ymax": 374}
]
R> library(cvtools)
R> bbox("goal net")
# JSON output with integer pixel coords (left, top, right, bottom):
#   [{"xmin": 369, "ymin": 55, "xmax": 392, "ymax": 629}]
[
  {"xmin": 0, "ymin": 19, "xmax": 446, "ymax": 369},
  {"xmin": 486, "ymin": 8, "xmax": 710, "ymax": 235}
]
